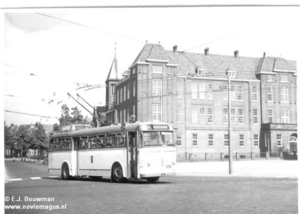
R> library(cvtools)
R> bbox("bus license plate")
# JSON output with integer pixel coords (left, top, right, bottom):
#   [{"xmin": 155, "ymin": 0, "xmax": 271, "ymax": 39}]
[{"xmin": 166, "ymin": 165, "xmax": 171, "ymax": 168}]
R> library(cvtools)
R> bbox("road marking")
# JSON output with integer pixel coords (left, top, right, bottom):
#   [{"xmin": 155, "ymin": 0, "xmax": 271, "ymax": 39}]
[
  {"xmin": 9, "ymin": 178, "xmax": 23, "ymax": 181},
  {"xmin": 31, "ymin": 177, "xmax": 42, "ymax": 180},
  {"xmin": 48, "ymin": 176, "xmax": 60, "ymax": 178}
]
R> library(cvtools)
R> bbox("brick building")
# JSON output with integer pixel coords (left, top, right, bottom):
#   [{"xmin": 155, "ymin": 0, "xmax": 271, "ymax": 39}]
[{"xmin": 105, "ymin": 43, "xmax": 297, "ymax": 161}]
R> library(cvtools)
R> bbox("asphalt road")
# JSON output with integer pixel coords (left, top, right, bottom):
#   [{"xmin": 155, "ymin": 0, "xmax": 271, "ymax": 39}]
[{"xmin": 5, "ymin": 160, "xmax": 298, "ymax": 214}]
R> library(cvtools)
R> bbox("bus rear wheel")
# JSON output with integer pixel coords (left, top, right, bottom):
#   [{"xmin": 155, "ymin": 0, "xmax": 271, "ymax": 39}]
[
  {"xmin": 147, "ymin": 177, "xmax": 159, "ymax": 183},
  {"xmin": 111, "ymin": 163, "xmax": 123, "ymax": 183},
  {"xmin": 61, "ymin": 163, "xmax": 71, "ymax": 180}
]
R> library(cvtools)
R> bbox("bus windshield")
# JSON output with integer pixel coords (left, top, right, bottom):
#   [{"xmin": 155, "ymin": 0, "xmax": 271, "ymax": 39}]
[{"xmin": 142, "ymin": 131, "xmax": 174, "ymax": 147}]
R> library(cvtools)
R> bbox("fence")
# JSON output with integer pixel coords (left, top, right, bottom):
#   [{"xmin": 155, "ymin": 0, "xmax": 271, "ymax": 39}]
[{"xmin": 177, "ymin": 151, "xmax": 297, "ymax": 162}]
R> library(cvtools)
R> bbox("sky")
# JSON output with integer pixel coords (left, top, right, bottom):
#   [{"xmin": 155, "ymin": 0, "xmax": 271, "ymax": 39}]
[{"xmin": 2, "ymin": 2, "xmax": 300, "ymax": 126}]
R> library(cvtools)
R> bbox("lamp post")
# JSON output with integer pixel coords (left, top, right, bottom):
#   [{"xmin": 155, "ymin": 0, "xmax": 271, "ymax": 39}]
[{"xmin": 226, "ymin": 68, "xmax": 236, "ymax": 174}]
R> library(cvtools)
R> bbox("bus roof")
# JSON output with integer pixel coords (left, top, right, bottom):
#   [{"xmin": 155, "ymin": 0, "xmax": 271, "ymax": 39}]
[{"xmin": 51, "ymin": 121, "xmax": 173, "ymax": 139}]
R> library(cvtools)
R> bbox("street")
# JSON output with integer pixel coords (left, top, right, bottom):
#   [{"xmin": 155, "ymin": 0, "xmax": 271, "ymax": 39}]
[{"xmin": 5, "ymin": 160, "xmax": 298, "ymax": 214}]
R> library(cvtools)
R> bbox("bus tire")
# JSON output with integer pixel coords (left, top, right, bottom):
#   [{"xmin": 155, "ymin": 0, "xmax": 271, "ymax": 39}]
[
  {"xmin": 61, "ymin": 163, "xmax": 70, "ymax": 180},
  {"xmin": 111, "ymin": 163, "xmax": 124, "ymax": 183},
  {"xmin": 147, "ymin": 177, "xmax": 159, "ymax": 183}
]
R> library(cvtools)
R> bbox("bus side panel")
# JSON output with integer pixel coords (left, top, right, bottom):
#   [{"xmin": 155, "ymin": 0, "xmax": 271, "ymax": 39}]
[
  {"xmin": 48, "ymin": 152, "xmax": 72, "ymax": 175},
  {"xmin": 71, "ymin": 150, "xmax": 78, "ymax": 176},
  {"xmin": 77, "ymin": 149, "xmax": 127, "ymax": 178}
]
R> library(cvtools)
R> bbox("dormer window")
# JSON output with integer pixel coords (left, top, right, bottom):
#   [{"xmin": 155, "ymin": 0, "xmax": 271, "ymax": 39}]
[
  {"xmin": 152, "ymin": 65, "xmax": 163, "ymax": 73},
  {"xmin": 280, "ymin": 75, "xmax": 288, "ymax": 82},
  {"xmin": 266, "ymin": 75, "xmax": 273, "ymax": 82}
]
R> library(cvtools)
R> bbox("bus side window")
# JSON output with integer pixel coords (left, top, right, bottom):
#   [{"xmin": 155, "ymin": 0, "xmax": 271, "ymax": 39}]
[
  {"xmin": 118, "ymin": 136, "xmax": 125, "ymax": 147},
  {"xmin": 90, "ymin": 137, "xmax": 97, "ymax": 149},
  {"xmin": 74, "ymin": 138, "xmax": 79, "ymax": 150},
  {"xmin": 107, "ymin": 136, "xmax": 113, "ymax": 147},
  {"xmin": 112, "ymin": 136, "xmax": 117, "ymax": 147},
  {"xmin": 79, "ymin": 138, "xmax": 86, "ymax": 150}
]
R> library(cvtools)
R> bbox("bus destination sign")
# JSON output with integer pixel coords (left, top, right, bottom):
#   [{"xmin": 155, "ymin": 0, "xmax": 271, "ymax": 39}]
[{"xmin": 147, "ymin": 125, "xmax": 169, "ymax": 130}]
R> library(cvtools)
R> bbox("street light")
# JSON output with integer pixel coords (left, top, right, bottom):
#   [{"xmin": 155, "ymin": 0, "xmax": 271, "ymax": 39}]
[{"xmin": 225, "ymin": 68, "xmax": 236, "ymax": 174}]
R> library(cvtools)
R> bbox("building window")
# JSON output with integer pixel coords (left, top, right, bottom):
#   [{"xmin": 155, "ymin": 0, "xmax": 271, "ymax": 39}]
[
  {"xmin": 268, "ymin": 109, "xmax": 273, "ymax": 122},
  {"xmin": 120, "ymin": 110, "xmax": 123, "ymax": 124},
  {"xmin": 207, "ymin": 108, "xmax": 213, "ymax": 123},
  {"xmin": 111, "ymin": 84, "xmax": 115, "ymax": 95},
  {"xmin": 127, "ymin": 84, "xmax": 130, "ymax": 99},
  {"xmin": 280, "ymin": 87, "xmax": 289, "ymax": 102},
  {"xmin": 191, "ymin": 82, "xmax": 213, "ymax": 100},
  {"xmin": 238, "ymin": 109, "xmax": 244, "ymax": 124},
  {"xmin": 265, "ymin": 134, "xmax": 269, "ymax": 147},
  {"xmin": 132, "ymin": 67, "xmax": 136, "ymax": 74},
  {"xmin": 224, "ymin": 134, "xmax": 229, "ymax": 147},
  {"xmin": 192, "ymin": 133, "xmax": 198, "ymax": 147},
  {"xmin": 124, "ymin": 86, "xmax": 127, "ymax": 101},
  {"xmin": 199, "ymin": 107, "xmax": 205, "ymax": 123},
  {"xmin": 237, "ymin": 85, "xmax": 243, "ymax": 100},
  {"xmin": 222, "ymin": 85, "xmax": 243, "ymax": 101},
  {"xmin": 281, "ymin": 110, "xmax": 289, "ymax": 123},
  {"xmin": 117, "ymin": 90, "xmax": 119, "ymax": 104},
  {"xmin": 192, "ymin": 106, "xmax": 198, "ymax": 124},
  {"xmin": 177, "ymin": 135, "xmax": 182, "ymax": 146},
  {"xmin": 207, "ymin": 84, "xmax": 213, "ymax": 100},
  {"xmin": 152, "ymin": 65, "xmax": 163, "ymax": 73},
  {"xmin": 267, "ymin": 86, "xmax": 273, "ymax": 101},
  {"xmin": 276, "ymin": 134, "xmax": 282, "ymax": 147},
  {"xmin": 120, "ymin": 88, "xmax": 123, "ymax": 103},
  {"xmin": 253, "ymin": 134, "xmax": 259, "ymax": 147},
  {"xmin": 152, "ymin": 104, "xmax": 161, "ymax": 122},
  {"xmin": 223, "ymin": 108, "xmax": 228, "ymax": 124},
  {"xmin": 199, "ymin": 84, "xmax": 206, "ymax": 99},
  {"xmin": 252, "ymin": 86, "xmax": 258, "ymax": 101},
  {"xmin": 231, "ymin": 109, "xmax": 236, "ymax": 124},
  {"xmin": 152, "ymin": 79, "xmax": 162, "ymax": 96},
  {"xmin": 208, "ymin": 134, "xmax": 214, "ymax": 147},
  {"xmin": 253, "ymin": 109, "xmax": 258, "ymax": 124},
  {"xmin": 176, "ymin": 106, "xmax": 182, "ymax": 123},
  {"xmin": 139, "ymin": 65, "xmax": 147, "ymax": 73},
  {"xmin": 239, "ymin": 134, "xmax": 245, "ymax": 147},
  {"xmin": 133, "ymin": 80, "xmax": 136, "ymax": 97},
  {"xmin": 123, "ymin": 109, "xmax": 126, "ymax": 122},
  {"xmin": 176, "ymin": 82, "xmax": 183, "ymax": 98},
  {"xmin": 280, "ymin": 75, "xmax": 288, "ymax": 82},
  {"xmin": 230, "ymin": 85, "xmax": 236, "ymax": 100},
  {"xmin": 133, "ymin": 105, "xmax": 135, "ymax": 118},
  {"xmin": 191, "ymin": 106, "xmax": 213, "ymax": 124},
  {"xmin": 267, "ymin": 75, "xmax": 273, "ymax": 82}
]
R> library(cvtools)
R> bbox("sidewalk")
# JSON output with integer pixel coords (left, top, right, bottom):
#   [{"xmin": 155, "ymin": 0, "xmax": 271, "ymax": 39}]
[{"xmin": 176, "ymin": 160, "xmax": 299, "ymax": 178}]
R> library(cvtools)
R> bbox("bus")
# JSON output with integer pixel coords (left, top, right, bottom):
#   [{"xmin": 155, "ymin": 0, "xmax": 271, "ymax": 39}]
[{"xmin": 48, "ymin": 122, "xmax": 176, "ymax": 182}]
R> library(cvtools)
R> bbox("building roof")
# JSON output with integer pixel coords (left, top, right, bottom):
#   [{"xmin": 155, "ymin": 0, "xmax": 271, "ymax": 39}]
[{"xmin": 130, "ymin": 43, "xmax": 297, "ymax": 79}]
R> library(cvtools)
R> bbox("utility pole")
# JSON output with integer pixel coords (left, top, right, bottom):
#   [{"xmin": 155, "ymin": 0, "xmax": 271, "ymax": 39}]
[{"xmin": 226, "ymin": 68, "xmax": 236, "ymax": 174}]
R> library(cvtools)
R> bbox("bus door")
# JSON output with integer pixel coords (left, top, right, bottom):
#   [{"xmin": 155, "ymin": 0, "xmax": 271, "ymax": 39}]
[
  {"xmin": 128, "ymin": 132, "xmax": 138, "ymax": 178},
  {"xmin": 73, "ymin": 137, "xmax": 79, "ymax": 176}
]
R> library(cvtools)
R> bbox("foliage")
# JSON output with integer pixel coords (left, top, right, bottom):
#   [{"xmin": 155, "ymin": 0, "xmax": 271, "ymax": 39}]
[
  {"xmin": 58, "ymin": 104, "xmax": 91, "ymax": 127},
  {"xmin": 4, "ymin": 122, "xmax": 49, "ymax": 157}
]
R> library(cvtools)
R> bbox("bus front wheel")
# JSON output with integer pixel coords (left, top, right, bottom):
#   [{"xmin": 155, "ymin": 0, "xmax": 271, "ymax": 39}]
[
  {"xmin": 147, "ymin": 177, "xmax": 159, "ymax": 183},
  {"xmin": 61, "ymin": 163, "xmax": 70, "ymax": 180},
  {"xmin": 111, "ymin": 163, "xmax": 123, "ymax": 182}
]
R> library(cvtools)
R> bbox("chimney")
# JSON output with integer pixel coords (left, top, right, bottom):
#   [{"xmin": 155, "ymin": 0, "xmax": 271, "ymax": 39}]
[
  {"xmin": 263, "ymin": 52, "xmax": 266, "ymax": 57},
  {"xmin": 173, "ymin": 45, "xmax": 178, "ymax": 53},
  {"xmin": 204, "ymin": 48, "xmax": 209, "ymax": 56},
  {"xmin": 234, "ymin": 50, "xmax": 239, "ymax": 58}
]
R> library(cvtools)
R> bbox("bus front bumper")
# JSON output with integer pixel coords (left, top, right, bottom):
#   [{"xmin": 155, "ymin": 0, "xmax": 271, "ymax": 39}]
[{"xmin": 140, "ymin": 172, "xmax": 176, "ymax": 178}]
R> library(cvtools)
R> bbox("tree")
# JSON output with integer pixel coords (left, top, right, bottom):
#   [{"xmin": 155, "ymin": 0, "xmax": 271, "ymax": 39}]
[{"xmin": 57, "ymin": 104, "xmax": 91, "ymax": 129}]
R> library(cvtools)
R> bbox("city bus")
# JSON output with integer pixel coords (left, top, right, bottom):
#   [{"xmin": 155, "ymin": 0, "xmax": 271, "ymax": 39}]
[{"xmin": 48, "ymin": 122, "xmax": 176, "ymax": 182}]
